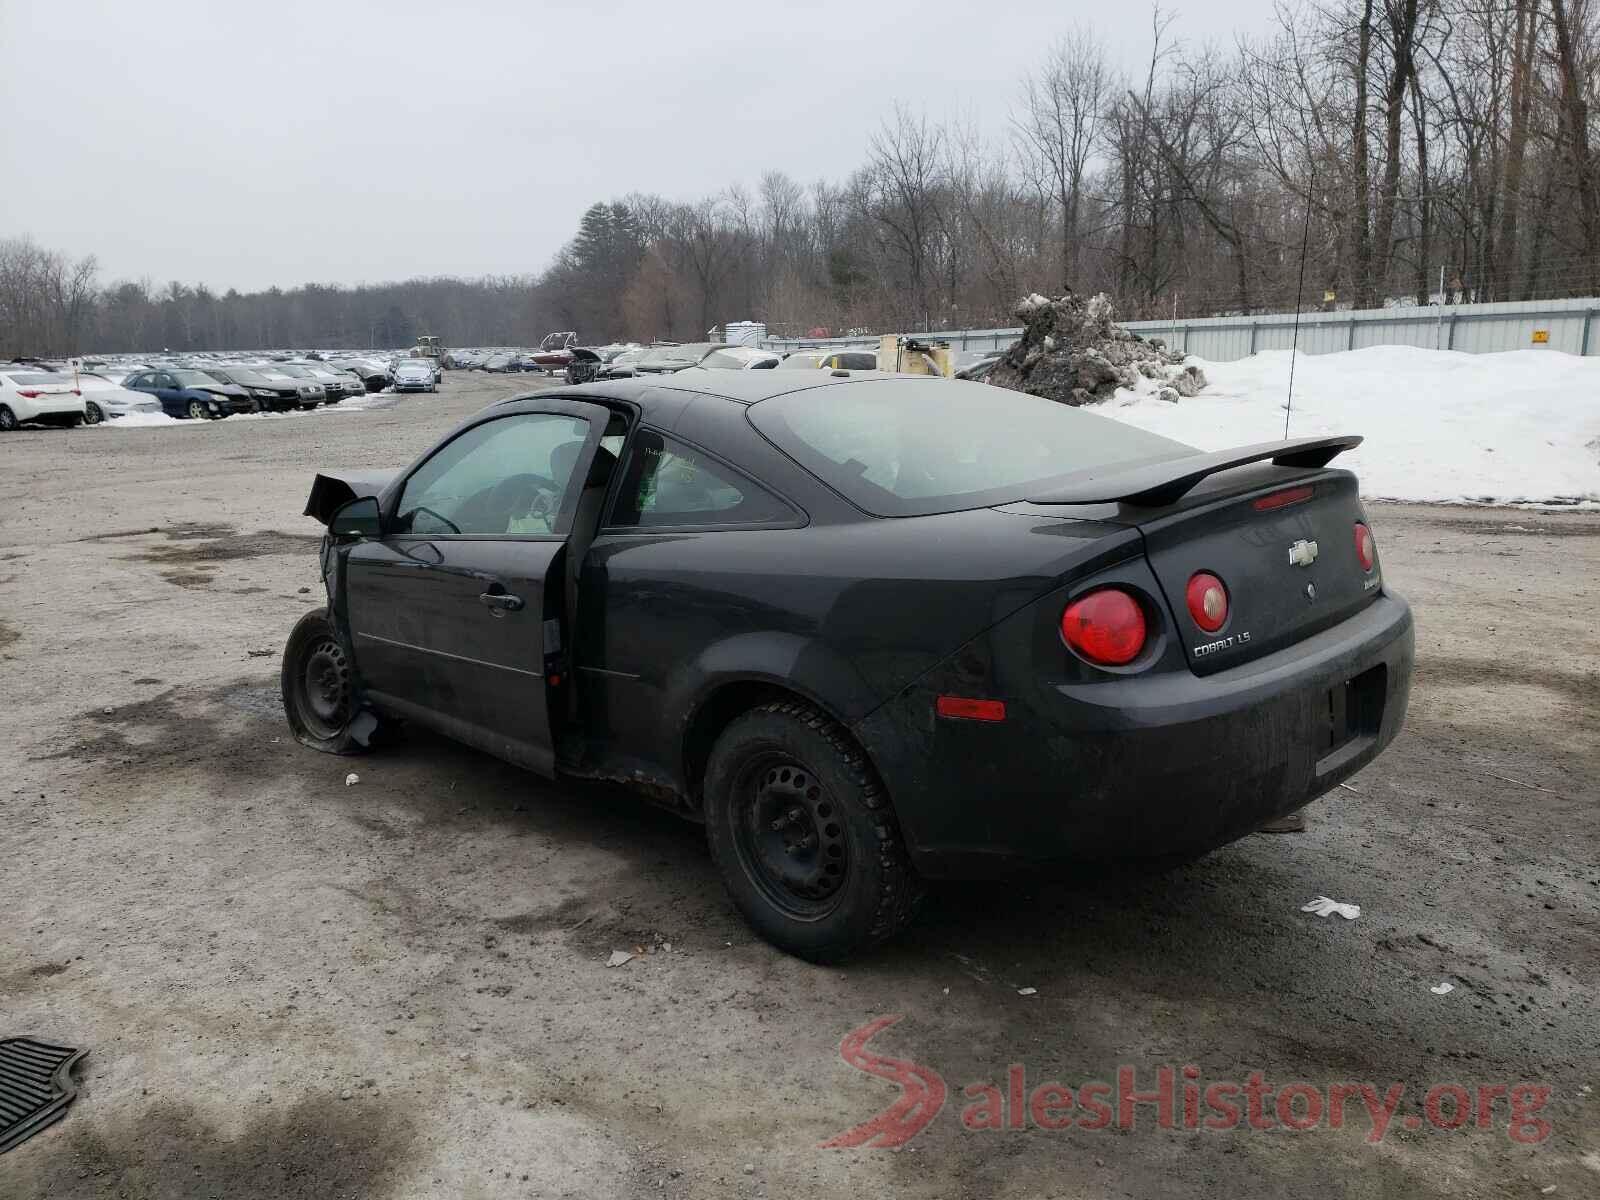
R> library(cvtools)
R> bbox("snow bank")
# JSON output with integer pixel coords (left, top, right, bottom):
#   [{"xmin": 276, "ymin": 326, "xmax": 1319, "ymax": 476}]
[
  {"xmin": 103, "ymin": 411, "xmax": 197, "ymax": 428},
  {"xmin": 1097, "ymin": 346, "xmax": 1600, "ymax": 507}
]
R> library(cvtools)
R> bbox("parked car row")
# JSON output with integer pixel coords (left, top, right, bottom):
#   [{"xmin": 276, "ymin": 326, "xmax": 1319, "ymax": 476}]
[
  {"xmin": 451, "ymin": 339, "xmax": 888, "ymax": 382},
  {"xmin": 569, "ymin": 342, "xmax": 864, "ymax": 383},
  {"xmin": 0, "ymin": 352, "xmax": 418, "ymax": 430}
]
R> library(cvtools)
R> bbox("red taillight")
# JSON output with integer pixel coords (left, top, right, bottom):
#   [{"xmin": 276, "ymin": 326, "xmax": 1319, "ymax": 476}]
[
  {"xmin": 1061, "ymin": 589, "xmax": 1147, "ymax": 666},
  {"xmin": 17, "ymin": 389, "xmax": 41, "ymax": 398},
  {"xmin": 1185, "ymin": 572, "xmax": 1229, "ymax": 633},
  {"xmin": 1355, "ymin": 523, "xmax": 1376, "ymax": 571},
  {"xmin": 936, "ymin": 695, "xmax": 1006, "ymax": 722},
  {"xmin": 1253, "ymin": 485, "xmax": 1315, "ymax": 511}
]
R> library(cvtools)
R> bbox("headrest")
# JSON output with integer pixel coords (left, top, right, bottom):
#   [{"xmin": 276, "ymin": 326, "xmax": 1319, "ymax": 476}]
[{"xmin": 551, "ymin": 439, "xmax": 618, "ymax": 489}]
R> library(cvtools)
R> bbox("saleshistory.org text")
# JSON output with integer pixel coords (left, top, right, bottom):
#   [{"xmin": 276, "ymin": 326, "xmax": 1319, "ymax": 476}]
[{"xmin": 821, "ymin": 1017, "xmax": 1553, "ymax": 1150}]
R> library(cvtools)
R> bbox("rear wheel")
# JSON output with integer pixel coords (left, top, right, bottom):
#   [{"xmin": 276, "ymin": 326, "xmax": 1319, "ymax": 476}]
[
  {"xmin": 0, "ymin": 406, "xmax": 15, "ymax": 432},
  {"xmin": 84, "ymin": 402, "xmax": 104, "ymax": 424},
  {"xmin": 703, "ymin": 701, "xmax": 923, "ymax": 961},
  {"xmin": 281, "ymin": 610, "xmax": 366, "ymax": 755}
]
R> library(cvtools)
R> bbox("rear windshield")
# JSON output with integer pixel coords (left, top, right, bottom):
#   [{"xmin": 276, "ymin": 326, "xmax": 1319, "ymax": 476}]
[
  {"xmin": 747, "ymin": 379, "xmax": 1194, "ymax": 517},
  {"xmin": 831, "ymin": 352, "xmax": 878, "ymax": 371},
  {"xmin": 5, "ymin": 372, "xmax": 67, "ymax": 385},
  {"xmin": 700, "ymin": 348, "xmax": 777, "ymax": 370}
]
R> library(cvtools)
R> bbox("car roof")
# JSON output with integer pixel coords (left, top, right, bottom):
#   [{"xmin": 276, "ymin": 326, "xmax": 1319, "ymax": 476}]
[{"xmin": 503, "ymin": 366, "xmax": 955, "ymax": 418}]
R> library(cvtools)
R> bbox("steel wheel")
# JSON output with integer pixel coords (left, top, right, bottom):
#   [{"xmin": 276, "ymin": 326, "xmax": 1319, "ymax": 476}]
[
  {"xmin": 84, "ymin": 402, "xmax": 104, "ymax": 425},
  {"xmin": 295, "ymin": 636, "xmax": 352, "ymax": 741},
  {"xmin": 731, "ymin": 752, "xmax": 849, "ymax": 920}
]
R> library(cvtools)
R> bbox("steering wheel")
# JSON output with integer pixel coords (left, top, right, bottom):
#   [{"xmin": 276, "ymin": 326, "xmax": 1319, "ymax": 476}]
[{"xmin": 483, "ymin": 472, "xmax": 561, "ymax": 532}]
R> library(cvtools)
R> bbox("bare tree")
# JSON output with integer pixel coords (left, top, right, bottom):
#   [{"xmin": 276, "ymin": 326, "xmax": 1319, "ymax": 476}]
[
  {"xmin": 1014, "ymin": 26, "xmax": 1110, "ymax": 286},
  {"xmin": 1548, "ymin": 0, "xmax": 1600, "ymax": 290},
  {"xmin": 863, "ymin": 104, "xmax": 947, "ymax": 329}
]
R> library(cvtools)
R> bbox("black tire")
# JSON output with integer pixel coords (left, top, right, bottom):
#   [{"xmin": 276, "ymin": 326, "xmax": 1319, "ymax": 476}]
[
  {"xmin": 84, "ymin": 402, "xmax": 104, "ymax": 425},
  {"xmin": 703, "ymin": 701, "xmax": 923, "ymax": 961},
  {"xmin": 281, "ymin": 610, "xmax": 366, "ymax": 755},
  {"xmin": 0, "ymin": 405, "xmax": 16, "ymax": 432},
  {"xmin": 187, "ymin": 399, "xmax": 207, "ymax": 420}
]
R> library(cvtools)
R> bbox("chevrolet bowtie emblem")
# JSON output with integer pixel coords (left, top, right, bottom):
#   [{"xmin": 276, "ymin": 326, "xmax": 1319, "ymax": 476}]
[{"xmin": 1288, "ymin": 539, "xmax": 1319, "ymax": 567}]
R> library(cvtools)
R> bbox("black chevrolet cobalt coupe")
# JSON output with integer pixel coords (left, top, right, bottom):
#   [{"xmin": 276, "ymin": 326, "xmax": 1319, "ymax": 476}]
[{"xmin": 284, "ymin": 369, "xmax": 1413, "ymax": 960}]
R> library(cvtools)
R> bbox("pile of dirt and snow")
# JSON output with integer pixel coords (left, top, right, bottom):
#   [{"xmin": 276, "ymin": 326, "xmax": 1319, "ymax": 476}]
[
  {"xmin": 1095, "ymin": 346, "xmax": 1600, "ymax": 508},
  {"xmin": 988, "ymin": 291, "xmax": 1207, "ymax": 405}
]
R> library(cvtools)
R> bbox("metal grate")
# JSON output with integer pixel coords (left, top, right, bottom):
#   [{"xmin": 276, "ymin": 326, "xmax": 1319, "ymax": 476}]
[{"xmin": 0, "ymin": 1038, "xmax": 86, "ymax": 1154}]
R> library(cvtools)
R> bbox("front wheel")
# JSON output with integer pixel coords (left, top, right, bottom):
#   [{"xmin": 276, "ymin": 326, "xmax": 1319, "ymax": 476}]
[
  {"xmin": 281, "ymin": 610, "xmax": 367, "ymax": 755},
  {"xmin": 703, "ymin": 701, "xmax": 924, "ymax": 962},
  {"xmin": 84, "ymin": 402, "xmax": 104, "ymax": 424},
  {"xmin": 187, "ymin": 399, "xmax": 208, "ymax": 420}
]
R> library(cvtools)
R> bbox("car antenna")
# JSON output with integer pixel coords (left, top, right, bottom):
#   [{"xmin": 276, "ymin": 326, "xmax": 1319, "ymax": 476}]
[{"xmin": 1284, "ymin": 171, "xmax": 1314, "ymax": 440}]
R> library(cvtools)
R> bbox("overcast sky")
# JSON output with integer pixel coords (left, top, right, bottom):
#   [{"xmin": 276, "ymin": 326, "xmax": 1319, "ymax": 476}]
[{"xmin": 1, "ymin": 0, "xmax": 1276, "ymax": 293}]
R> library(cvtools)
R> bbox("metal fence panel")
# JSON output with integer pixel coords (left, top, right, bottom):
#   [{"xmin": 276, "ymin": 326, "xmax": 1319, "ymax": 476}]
[{"xmin": 759, "ymin": 297, "xmax": 1600, "ymax": 361}]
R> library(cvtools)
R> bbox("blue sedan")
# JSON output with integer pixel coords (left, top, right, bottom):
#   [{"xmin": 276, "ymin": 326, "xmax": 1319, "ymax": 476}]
[{"xmin": 122, "ymin": 369, "xmax": 252, "ymax": 419}]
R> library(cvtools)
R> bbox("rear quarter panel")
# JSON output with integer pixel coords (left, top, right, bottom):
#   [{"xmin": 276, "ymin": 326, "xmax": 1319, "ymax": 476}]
[{"xmin": 577, "ymin": 509, "xmax": 1140, "ymax": 792}]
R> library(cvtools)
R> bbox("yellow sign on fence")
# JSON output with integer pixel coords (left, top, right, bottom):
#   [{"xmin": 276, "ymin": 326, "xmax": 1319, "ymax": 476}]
[{"xmin": 1531, "ymin": 329, "xmax": 1550, "ymax": 344}]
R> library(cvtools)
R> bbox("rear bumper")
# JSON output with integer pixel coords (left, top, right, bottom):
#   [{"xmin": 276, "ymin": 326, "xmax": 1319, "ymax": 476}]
[
  {"xmin": 856, "ymin": 591, "xmax": 1414, "ymax": 878},
  {"xmin": 11, "ymin": 397, "xmax": 84, "ymax": 419}
]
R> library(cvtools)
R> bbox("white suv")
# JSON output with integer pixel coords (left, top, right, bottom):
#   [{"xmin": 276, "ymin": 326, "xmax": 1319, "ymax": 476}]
[{"xmin": 0, "ymin": 369, "xmax": 87, "ymax": 431}]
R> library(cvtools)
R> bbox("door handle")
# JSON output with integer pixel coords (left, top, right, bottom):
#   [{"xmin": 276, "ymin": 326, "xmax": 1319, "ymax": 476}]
[{"xmin": 479, "ymin": 590, "xmax": 524, "ymax": 612}]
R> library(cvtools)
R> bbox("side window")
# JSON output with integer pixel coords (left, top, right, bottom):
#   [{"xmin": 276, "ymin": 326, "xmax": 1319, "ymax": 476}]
[
  {"xmin": 609, "ymin": 430, "xmax": 794, "ymax": 529},
  {"xmin": 156, "ymin": 373, "xmax": 177, "ymax": 389},
  {"xmin": 394, "ymin": 412, "xmax": 593, "ymax": 537}
]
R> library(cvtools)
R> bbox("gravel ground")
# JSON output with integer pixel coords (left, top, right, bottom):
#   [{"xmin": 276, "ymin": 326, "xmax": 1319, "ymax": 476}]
[{"xmin": 1, "ymin": 372, "xmax": 1595, "ymax": 1199}]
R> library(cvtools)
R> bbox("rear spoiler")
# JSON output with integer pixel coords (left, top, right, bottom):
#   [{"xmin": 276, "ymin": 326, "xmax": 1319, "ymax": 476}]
[
  {"xmin": 304, "ymin": 469, "xmax": 400, "ymax": 526},
  {"xmin": 1027, "ymin": 435, "xmax": 1362, "ymax": 508}
]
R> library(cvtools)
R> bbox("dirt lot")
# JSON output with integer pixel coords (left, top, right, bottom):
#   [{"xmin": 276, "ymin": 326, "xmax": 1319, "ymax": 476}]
[{"xmin": 1, "ymin": 372, "xmax": 1595, "ymax": 1198}]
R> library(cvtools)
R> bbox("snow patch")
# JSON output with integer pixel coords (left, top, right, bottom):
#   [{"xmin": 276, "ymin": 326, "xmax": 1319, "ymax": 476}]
[
  {"xmin": 1094, "ymin": 346, "xmax": 1600, "ymax": 507},
  {"xmin": 103, "ymin": 411, "xmax": 198, "ymax": 429}
]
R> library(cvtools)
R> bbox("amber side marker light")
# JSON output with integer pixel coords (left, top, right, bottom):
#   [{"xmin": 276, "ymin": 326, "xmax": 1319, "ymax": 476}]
[{"xmin": 936, "ymin": 696, "xmax": 1007, "ymax": 722}]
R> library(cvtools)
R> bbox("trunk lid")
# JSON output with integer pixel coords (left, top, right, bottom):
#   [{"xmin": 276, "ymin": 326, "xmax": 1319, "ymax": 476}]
[{"xmin": 1130, "ymin": 466, "xmax": 1380, "ymax": 673}]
